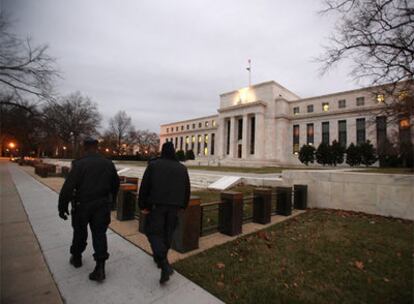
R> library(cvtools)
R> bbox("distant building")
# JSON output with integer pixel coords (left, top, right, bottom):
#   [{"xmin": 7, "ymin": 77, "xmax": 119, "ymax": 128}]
[{"xmin": 160, "ymin": 80, "xmax": 412, "ymax": 166}]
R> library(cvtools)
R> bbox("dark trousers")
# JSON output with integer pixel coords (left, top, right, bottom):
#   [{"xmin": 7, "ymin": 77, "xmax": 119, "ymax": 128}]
[
  {"xmin": 70, "ymin": 200, "xmax": 111, "ymax": 261},
  {"xmin": 145, "ymin": 205, "xmax": 179, "ymax": 264}
]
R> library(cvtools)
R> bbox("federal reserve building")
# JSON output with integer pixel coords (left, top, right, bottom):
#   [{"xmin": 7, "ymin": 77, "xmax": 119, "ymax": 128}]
[{"xmin": 160, "ymin": 80, "xmax": 412, "ymax": 166}]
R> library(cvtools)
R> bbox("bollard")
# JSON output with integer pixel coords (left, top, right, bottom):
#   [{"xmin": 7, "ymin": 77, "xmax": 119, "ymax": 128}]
[
  {"xmin": 61, "ymin": 166, "xmax": 70, "ymax": 179},
  {"xmin": 275, "ymin": 187, "xmax": 292, "ymax": 216},
  {"xmin": 114, "ymin": 183, "xmax": 137, "ymax": 211},
  {"xmin": 253, "ymin": 188, "xmax": 272, "ymax": 224},
  {"xmin": 125, "ymin": 177, "xmax": 138, "ymax": 186},
  {"xmin": 293, "ymin": 185, "xmax": 308, "ymax": 210},
  {"xmin": 172, "ymin": 196, "xmax": 201, "ymax": 253},
  {"xmin": 117, "ymin": 191, "xmax": 137, "ymax": 221},
  {"xmin": 219, "ymin": 191, "xmax": 243, "ymax": 236}
]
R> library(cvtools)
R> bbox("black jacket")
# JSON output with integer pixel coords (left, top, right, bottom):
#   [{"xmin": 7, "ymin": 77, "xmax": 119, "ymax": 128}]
[
  {"xmin": 138, "ymin": 158, "xmax": 190, "ymax": 210},
  {"xmin": 58, "ymin": 153, "xmax": 120, "ymax": 211}
]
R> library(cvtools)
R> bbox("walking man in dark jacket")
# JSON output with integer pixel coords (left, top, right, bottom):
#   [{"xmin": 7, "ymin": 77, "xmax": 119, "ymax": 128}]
[
  {"xmin": 138, "ymin": 142, "xmax": 190, "ymax": 284},
  {"xmin": 58, "ymin": 137, "xmax": 120, "ymax": 282}
]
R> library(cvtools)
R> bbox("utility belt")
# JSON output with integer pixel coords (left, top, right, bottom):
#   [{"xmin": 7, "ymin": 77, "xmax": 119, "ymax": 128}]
[{"xmin": 70, "ymin": 195, "xmax": 112, "ymax": 212}]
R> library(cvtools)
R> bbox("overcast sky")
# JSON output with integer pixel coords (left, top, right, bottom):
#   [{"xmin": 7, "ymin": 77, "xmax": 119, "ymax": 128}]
[{"xmin": 3, "ymin": 0, "xmax": 358, "ymax": 132}]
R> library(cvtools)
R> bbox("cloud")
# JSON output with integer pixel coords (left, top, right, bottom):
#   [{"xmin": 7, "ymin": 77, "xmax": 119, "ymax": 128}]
[{"xmin": 4, "ymin": 0, "xmax": 355, "ymax": 132}]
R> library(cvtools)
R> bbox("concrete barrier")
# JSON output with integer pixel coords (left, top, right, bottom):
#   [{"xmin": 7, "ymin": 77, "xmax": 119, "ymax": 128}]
[{"xmin": 282, "ymin": 170, "xmax": 414, "ymax": 220}]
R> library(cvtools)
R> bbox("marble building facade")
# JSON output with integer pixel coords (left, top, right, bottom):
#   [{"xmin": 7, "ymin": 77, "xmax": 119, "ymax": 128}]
[{"xmin": 159, "ymin": 80, "xmax": 412, "ymax": 166}]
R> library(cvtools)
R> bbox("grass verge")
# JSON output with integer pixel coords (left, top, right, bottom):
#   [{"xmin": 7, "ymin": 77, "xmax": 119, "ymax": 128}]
[{"xmin": 174, "ymin": 209, "xmax": 413, "ymax": 304}]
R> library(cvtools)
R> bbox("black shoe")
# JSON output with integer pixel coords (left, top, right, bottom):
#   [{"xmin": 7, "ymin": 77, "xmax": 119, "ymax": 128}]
[
  {"xmin": 89, "ymin": 261, "xmax": 106, "ymax": 282},
  {"xmin": 159, "ymin": 261, "xmax": 174, "ymax": 284},
  {"xmin": 69, "ymin": 255, "xmax": 82, "ymax": 268}
]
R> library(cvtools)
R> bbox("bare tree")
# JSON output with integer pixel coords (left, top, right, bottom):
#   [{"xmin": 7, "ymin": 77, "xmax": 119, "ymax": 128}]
[
  {"xmin": 0, "ymin": 14, "xmax": 58, "ymax": 105},
  {"xmin": 43, "ymin": 92, "xmax": 101, "ymax": 157},
  {"xmin": 134, "ymin": 129, "xmax": 160, "ymax": 155},
  {"xmin": 319, "ymin": 0, "xmax": 414, "ymax": 122},
  {"xmin": 108, "ymin": 111, "xmax": 133, "ymax": 154}
]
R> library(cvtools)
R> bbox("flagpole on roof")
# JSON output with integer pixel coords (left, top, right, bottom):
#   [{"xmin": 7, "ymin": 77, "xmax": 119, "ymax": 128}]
[{"xmin": 246, "ymin": 59, "xmax": 252, "ymax": 87}]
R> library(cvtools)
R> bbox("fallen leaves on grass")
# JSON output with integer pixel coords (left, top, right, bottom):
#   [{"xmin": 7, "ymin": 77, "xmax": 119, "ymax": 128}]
[
  {"xmin": 216, "ymin": 281, "xmax": 225, "ymax": 288},
  {"xmin": 216, "ymin": 262, "xmax": 225, "ymax": 269},
  {"xmin": 257, "ymin": 231, "xmax": 271, "ymax": 241},
  {"xmin": 354, "ymin": 261, "xmax": 364, "ymax": 270},
  {"xmin": 384, "ymin": 277, "xmax": 390, "ymax": 283}
]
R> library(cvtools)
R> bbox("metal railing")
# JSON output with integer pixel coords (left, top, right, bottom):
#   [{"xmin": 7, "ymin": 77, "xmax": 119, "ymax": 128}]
[
  {"xmin": 200, "ymin": 200, "xmax": 222, "ymax": 236},
  {"xmin": 242, "ymin": 195, "xmax": 254, "ymax": 223}
]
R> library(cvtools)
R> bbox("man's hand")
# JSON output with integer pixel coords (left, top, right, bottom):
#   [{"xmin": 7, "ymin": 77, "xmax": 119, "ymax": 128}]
[
  {"xmin": 141, "ymin": 208, "xmax": 151, "ymax": 215},
  {"xmin": 59, "ymin": 206, "xmax": 70, "ymax": 220}
]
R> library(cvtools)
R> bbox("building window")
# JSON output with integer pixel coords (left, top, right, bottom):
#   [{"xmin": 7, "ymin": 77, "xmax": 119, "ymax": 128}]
[
  {"xmin": 205, "ymin": 121, "xmax": 209, "ymax": 127},
  {"xmin": 170, "ymin": 137, "xmax": 173, "ymax": 143},
  {"xmin": 376, "ymin": 94, "xmax": 385, "ymax": 104},
  {"xmin": 226, "ymin": 120, "xmax": 230, "ymax": 155},
  {"xmin": 186, "ymin": 125, "xmax": 189, "ymax": 130},
  {"xmin": 322, "ymin": 122, "xmax": 330, "ymax": 144},
  {"xmin": 191, "ymin": 135, "xmax": 195, "ymax": 150},
  {"xmin": 181, "ymin": 126, "xmax": 184, "ymax": 131},
  {"xmin": 197, "ymin": 135, "xmax": 202, "ymax": 155},
  {"xmin": 198, "ymin": 122, "xmax": 202, "ymax": 128},
  {"xmin": 167, "ymin": 128, "xmax": 169, "ymax": 133},
  {"xmin": 192, "ymin": 123, "xmax": 195, "ymax": 129},
  {"xmin": 212, "ymin": 120, "xmax": 216, "ymax": 127},
  {"xmin": 293, "ymin": 107, "xmax": 300, "ymax": 115},
  {"xmin": 250, "ymin": 116, "xmax": 255, "ymax": 154},
  {"xmin": 376, "ymin": 116, "xmax": 387, "ymax": 152},
  {"xmin": 293, "ymin": 125, "xmax": 300, "ymax": 154},
  {"xmin": 356, "ymin": 118, "xmax": 366, "ymax": 144},
  {"xmin": 174, "ymin": 137, "xmax": 178, "ymax": 148},
  {"xmin": 399, "ymin": 117, "xmax": 410, "ymax": 144},
  {"xmin": 185, "ymin": 136, "xmax": 189, "ymax": 151},
  {"xmin": 322, "ymin": 102, "xmax": 329, "ymax": 112},
  {"xmin": 356, "ymin": 97, "xmax": 365, "ymax": 106},
  {"xmin": 338, "ymin": 120, "xmax": 347, "ymax": 148},
  {"xmin": 237, "ymin": 118, "xmax": 243, "ymax": 140},
  {"xmin": 338, "ymin": 99, "xmax": 346, "ymax": 109},
  {"xmin": 175, "ymin": 127, "xmax": 178, "ymax": 131},
  {"xmin": 307, "ymin": 104, "xmax": 314, "ymax": 113},
  {"xmin": 204, "ymin": 134, "xmax": 208, "ymax": 155},
  {"xmin": 306, "ymin": 123, "xmax": 314, "ymax": 145},
  {"xmin": 211, "ymin": 133, "xmax": 215, "ymax": 155},
  {"xmin": 180, "ymin": 137, "xmax": 183, "ymax": 150}
]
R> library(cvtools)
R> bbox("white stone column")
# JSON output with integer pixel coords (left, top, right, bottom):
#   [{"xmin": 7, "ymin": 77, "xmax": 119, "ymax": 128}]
[
  {"xmin": 229, "ymin": 117, "xmax": 236, "ymax": 158},
  {"xmin": 255, "ymin": 113, "xmax": 265, "ymax": 159},
  {"xmin": 242, "ymin": 114, "xmax": 249, "ymax": 159},
  {"xmin": 216, "ymin": 117, "xmax": 225, "ymax": 157}
]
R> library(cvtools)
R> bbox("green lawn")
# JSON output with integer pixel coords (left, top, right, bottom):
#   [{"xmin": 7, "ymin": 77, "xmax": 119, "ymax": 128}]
[
  {"xmin": 174, "ymin": 209, "xmax": 413, "ymax": 304},
  {"xmin": 186, "ymin": 165, "xmax": 318, "ymax": 174},
  {"xmin": 350, "ymin": 167, "xmax": 414, "ymax": 174}
]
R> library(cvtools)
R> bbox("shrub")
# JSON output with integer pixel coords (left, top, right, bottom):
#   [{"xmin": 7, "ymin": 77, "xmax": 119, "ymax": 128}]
[
  {"xmin": 378, "ymin": 139, "xmax": 400, "ymax": 167},
  {"xmin": 359, "ymin": 140, "xmax": 377, "ymax": 167},
  {"xmin": 298, "ymin": 144, "xmax": 315, "ymax": 165},
  {"xmin": 346, "ymin": 143, "xmax": 361, "ymax": 167},
  {"xmin": 399, "ymin": 141, "xmax": 414, "ymax": 168},
  {"xmin": 315, "ymin": 142, "xmax": 332, "ymax": 166},
  {"xmin": 185, "ymin": 149, "xmax": 195, "ymax": 160},
  {"xmin": 331, "ymin": 140, "xmax": 345, "ymax": 166},
  {"xmin": 176, "ymin": 150, "xmax": 186, "ymax": 161}
]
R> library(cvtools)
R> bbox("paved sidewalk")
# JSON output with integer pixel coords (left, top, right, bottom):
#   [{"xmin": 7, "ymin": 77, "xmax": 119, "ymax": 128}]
[
  {"xmin": 0, "ymin": 161, "xmax": 62, "ymax": 303},
  {"xmin": 6, "ymin": 163, "xmax": 223, "ymax": 304}
]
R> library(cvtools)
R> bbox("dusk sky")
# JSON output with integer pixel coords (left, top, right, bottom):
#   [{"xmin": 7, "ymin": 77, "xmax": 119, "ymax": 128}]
[{"xmin": 3, "ymin": 0, "xmax": 360, "ymax": 132}]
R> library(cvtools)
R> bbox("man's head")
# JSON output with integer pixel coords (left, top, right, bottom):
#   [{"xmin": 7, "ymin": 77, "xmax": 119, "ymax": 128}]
[
  {"xmin": 161, "ymin": 142, "xmax": 176, "ymax": 160},
  {"xmin": 83, "ymin": 137, "xmax": 99, "ymax": 153}
]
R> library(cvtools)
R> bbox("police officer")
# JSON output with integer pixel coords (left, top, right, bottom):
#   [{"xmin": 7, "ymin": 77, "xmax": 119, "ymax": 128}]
[
  {"xmin": 138, "ymin": 142, "xmax": 190, "ymax": 284},
  {"xmin": 58, "ymin": 137, "xmax": 120, "ymax": 282}
]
